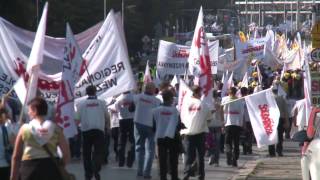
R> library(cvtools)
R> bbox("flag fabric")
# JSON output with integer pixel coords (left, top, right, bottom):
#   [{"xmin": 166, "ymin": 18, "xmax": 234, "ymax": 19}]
[
  {"xmin": 25, "ymin": 2, "xmax": 48, "ymax": 104},
  {"xmin": 256, "ymin": 64, "xmax": 262, "ymax": 85},
  {"xmin": 221, "ymin": 71, "xmax": 233, "ymax": 97},
  {"xmin": 143, "ymin": 60, "xmax": 152, "ymax": 84},
  {"xmin": 239, "ymin": 31, "xmax": 247, "ymax": 42},
  {"xmin": 13, "ymin": 78, "xmax": 27, "ymax": 105},
  {"xmin": 171, "ymin": 75, "xmax": 180, "ymax": 87},
  {"xmin": 187, "ymin": 7, "xmax": 212, "ymax": 99},
  {"xmin": 241, "ymin": 72, "xmax": 249, "ymax": 88},
  {"xmin": 55, "ymin": 24, "xmax": 83, "ymax": 138},
  {"xmin": 177, "ymin": 79, "xmax": 192, "ymax": 112},
  {"xmin": 245, "ymin": 88, "xmax": 280, "ymax": 148}
]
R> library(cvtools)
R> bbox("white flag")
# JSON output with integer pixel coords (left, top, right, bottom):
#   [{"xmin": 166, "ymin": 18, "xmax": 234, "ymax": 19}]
[
  {"xmin": 221, "ymin": 71, "xmax": 234, "ymax": 97},
  {"xmin": 143, "ymin": 60, "xmax": 152, "ymax": 84},
  {"xmin": 245, "ymin": 89, "xmax": 280, "ymax": 148},
  {"xmin": 241, "ymin": 72, "xmax": 248, "ymax": 88},
  {"xmin": 13, "ymin": 78, "xmax": 27, "ymax": 105},
  {"xmin": 55, "ymin": 24, "xmax": 82, "ymax": 138},
  {"xmin": 177, "ymin": 79, "xmax": 192, "ymax": 112},
  {"xmin": 171, "ymin": 75, "xmax": 180, "ymax": 87},
  {"xmin": 25, "ymin": 2, "xmax": 48, "ymax": 103},
  {"xmin": 188, "ymin": 7, "xmax": 212, "ymax": 97}
]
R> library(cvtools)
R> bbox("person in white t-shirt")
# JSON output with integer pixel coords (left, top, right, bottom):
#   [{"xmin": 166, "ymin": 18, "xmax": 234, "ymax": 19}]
[
  {"xmin": 222, "ymin": 87, "xmax": 244, "ymax": 167},
  {"xmin": 108, "ymin": 103, "xmax": 119, "ymax": 163},
  {"xmin": 153, "ymin": 90, "xmax": 182, "ymax": 180},
  {"xmin": 114, "ymin": 91, "xmax": 135, "ymax": 167},
  {"xmin": 181, "ymin": 85, "xmax": 211, "ymax": 180},
  {"xmin": 133, "ymin": 82, "xmax": 161, "ymax": 178},
  {"xmin": 75, "ymin": 85, "xmax": 109, "ymax": 180}
]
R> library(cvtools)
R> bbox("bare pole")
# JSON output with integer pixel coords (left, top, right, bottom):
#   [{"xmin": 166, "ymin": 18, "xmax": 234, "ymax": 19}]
[
  {"xmin": 296, "ymin": 0, "xmax": 300, "ymax": 30},
  {"xmin": 122, "ymin": 0, "xmax": 124, "ymax": 26},
  {"xmin": 104, "ymin": 0, "xmax": 106, "ymax": 19}
]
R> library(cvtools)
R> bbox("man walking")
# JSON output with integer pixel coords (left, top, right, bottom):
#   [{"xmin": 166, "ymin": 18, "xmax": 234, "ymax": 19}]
[
  {"xmin": 222, "ymin": 87, "xmax": 244, "ymax": 167},
  {"xmin": 76, "ymin": 85, "xmax": 109, "ymax": 180},
  {"xmin": 114, "ymin": 91, "xmax": 135, "ymax": 167},
  {"xmin": 181, "ymin": 86, "xmax": 211, "ymax": 180},
  {"xmin": 133, "ymin": 82, "xmax": 161, "ymax": 179}
]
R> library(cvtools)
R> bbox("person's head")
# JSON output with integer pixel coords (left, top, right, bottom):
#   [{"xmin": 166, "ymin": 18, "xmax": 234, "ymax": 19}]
[
  {"xmin": 0, "ymin": 107, "xmax": 8, "ymax": 124},
  {"xmin": 144, "ymin": 82, "xmax": 156, "ymax": 95},
  {"xmin": 240, "ymin": 87, "xmax": 248, "ymax": 97},
  {"xmin": 159, "ymin": 81, "xmax": 170, "ymax": 92},
  {"xmin": 272, "ymin": 86, "xmax": 278, "ymax": 95},
  {"xmin": 228, "ymin": 87, "xmax": 237, "ymax": 97},
  {"xmin": 191, "ymin": 85, "xmax": 202, "ymax": 99},
  {"xmin": 27, "ymin": 97, "xmax": 48, "ymax": 119},
  {"xmin": 161, "ymin": 89, "xmax": 174, "ymax": 105},
  {"xmin": 86, "ymin": 85, "xmax": 97, "ymax": 96},
  {"xmin": 213, "ymin": 89, "xmax": 219, "ymax": 98}
]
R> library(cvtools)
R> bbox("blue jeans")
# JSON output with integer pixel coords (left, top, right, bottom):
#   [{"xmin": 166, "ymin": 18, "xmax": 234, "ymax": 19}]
[{"xmin": 134, "ymin": 123, "xmax": 155, "ymax": 177}]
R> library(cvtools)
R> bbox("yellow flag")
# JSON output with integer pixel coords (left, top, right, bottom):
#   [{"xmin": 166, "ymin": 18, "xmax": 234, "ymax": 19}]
[{"xmin": 239, "ymin": 31, "xmax": 247, "ymax": 42}]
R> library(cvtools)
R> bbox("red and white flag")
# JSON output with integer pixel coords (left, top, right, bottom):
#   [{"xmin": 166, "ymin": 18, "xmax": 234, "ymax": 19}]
[
  {"xmin": 55, "ymin": 24, "xmax": 83, "ymax": 138},
  {"xmin": 143, "ymin": 60, "xmax": 152, "ymax": 84},
  {"xmin": 178, "ymin": 79, "xmax": 192, "ymax": 112},
  {"xmin": 188, "ymin": 7, "xmax": 212, "ymax": 98},
  {"xmin": 25, "ymin": 2, "xmax": 48, "ymax": 103},
  {"xmin": 245, "ymin": 88, "xmax": 280, "ymax": 148}
]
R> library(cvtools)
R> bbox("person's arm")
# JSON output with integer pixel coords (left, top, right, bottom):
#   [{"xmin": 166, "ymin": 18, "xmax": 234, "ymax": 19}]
[
  {"xmin": 58, "ymin": 129, "xmax": 71, "ymax": 165},
  {"xmin": 10, "ymin": 127, "xmax": 24, "ymax": 180}
]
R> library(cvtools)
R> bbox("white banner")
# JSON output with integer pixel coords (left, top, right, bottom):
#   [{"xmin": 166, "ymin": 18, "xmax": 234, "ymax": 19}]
[
  {"xmin": 177, "ymin": 79, "xmax": 192, "ymax": 112},
  {"xmin": 55, "ymin": 24, "xmax": 83, "ymax": 138},
  {"xmin": 235, "ymin": 38, "xmax": 266, "ymax": 62},
  {"xmin": 0, "ymin": 10, "xmax": 136, "ymax": 104},
  {"xmin": 156, "ymin": 40, "xmax": 218, "ymax": 76},
  {"xmin": 245, "ymin": 89, "xmax": 280, "ymax": 148}
]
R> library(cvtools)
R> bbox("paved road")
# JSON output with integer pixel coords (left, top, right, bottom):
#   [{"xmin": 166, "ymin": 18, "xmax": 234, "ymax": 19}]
[
  {"xmin": 66, "ymin": 140, "xmax": 302, "ymax": 180},
  {"xmin": 247, "ymin": 141, "xmax": 302, "ymax": 180},
  {"xmin": 67, "ymin": 150, "xmax": 259, "ymax": 180}
]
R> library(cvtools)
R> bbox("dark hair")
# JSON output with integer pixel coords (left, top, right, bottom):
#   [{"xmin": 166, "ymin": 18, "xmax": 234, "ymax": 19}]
[
  {"xmin": 86, "ymin": 85, "xmax": 97, "ymax": 96},
  {"xmin": 240, "ymin": 87, "xmax": 248, "ymax": 96},
  {"xmin": 28, "ymin": 97, "xmax": 48, "ymax": 116},
  {"xmin": 162, "ymin": 90, "xmax": 174, "ymax": 103},
  {"xmin": 0, "ymin": 107, "xmax": 8, "ymax": 117},
  {"xmin": 229, "ymin": 87, "xmax": 237, "ymax": 96},
  {"xmin": 191, "ymin": 85, "xmax": 202, "ymax": 96}
]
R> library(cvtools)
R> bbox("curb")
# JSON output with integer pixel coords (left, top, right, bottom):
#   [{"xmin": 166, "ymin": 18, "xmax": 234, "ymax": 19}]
[{"xmin": 231, "ymin": 159, "xmax": 261, "ymax": 180}]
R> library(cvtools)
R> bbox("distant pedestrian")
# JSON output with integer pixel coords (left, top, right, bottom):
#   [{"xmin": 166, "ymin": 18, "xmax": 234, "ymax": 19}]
[{"xmin": 75, "ymin": 85, "xmax": 109, "ymax": 180}]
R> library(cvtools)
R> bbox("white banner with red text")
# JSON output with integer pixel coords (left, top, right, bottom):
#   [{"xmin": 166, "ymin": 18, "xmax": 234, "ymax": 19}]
[{"xmin": 245, "ymin": 88, "xmax": 280, "ymax": 148}]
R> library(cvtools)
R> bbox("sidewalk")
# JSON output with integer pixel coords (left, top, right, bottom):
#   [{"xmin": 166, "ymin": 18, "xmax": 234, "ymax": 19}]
[{"xmin": 245, "ymin": 140, "xmax": 302, "ymax": 180}]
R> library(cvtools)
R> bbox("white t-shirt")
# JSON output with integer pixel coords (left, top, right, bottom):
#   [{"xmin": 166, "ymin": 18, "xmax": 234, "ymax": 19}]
[
  {"xmin": 292, "ymin": 99, "xmax": 307, "ymax": 131},
  {"xmin": 153, "ymin": 106, "xmax": 179, "ymax": 140},
  {"xmin": 222, "ymin": 96, "xmax": 244, "ymax": 127},
  {"xmin": 115, "ymin": 93, "xmax": 134, "ymax": 120},
  {"xmin": 133, "ymin": 93, "xmax": 161, "ymax": 127},
  {"xmin": 76, "ymin": 98, "xmax": 107, "ymax": 132},
  {"xmin": 108, "ymin": 104, "xmax": 119, "ymax": 128},
  {"xmin": 209, "ymin": 98, "xmax": 223, "ymax": 127},
  {"xmin": 0, "ymin": 124, "xmax": 13, "ymax": 167},
  {"xmin": 181, "ymin": 97, "xmax": 210, "ymax": 135}
]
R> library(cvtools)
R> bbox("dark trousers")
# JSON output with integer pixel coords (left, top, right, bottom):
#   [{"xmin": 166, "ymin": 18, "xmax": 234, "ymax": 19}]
[
  {"xmin": 242, "ymin": 122, "xmax": 253, "ymax": 154},
  {"xmin": 158, "ymin": 138, "xmax": 179, "ymax": 180},
  {"xmin": 183, "ymin": 133, "xmax": 206, "ymax": 180},
  {"xmin": 269, "ymin": 118, "xmax": 285, "ymax": 156},
  {"xmin": 69, "ymin": 129, "xmax": 81, "ymax": 158},
  {"xmin": 225, "ymin": 125, "xmax": 241, "ymax": 164},
  {"xmin": 82, "ymin": 129, "xmax": 105, "ymax": 179},
  {"xmin": 20, "ymin": 158, "xmax": 61, "ymax": 180},
  {"xmin": 118, "ymin": 119, "xmax": 135, "ymax": 167},
  {"xmin": 111, "ymin": 127, "xmax": 119, "ymax": 159},
  {"xmin": 0, "ymin": 167, "xmax": 10, "ymax": 180}
]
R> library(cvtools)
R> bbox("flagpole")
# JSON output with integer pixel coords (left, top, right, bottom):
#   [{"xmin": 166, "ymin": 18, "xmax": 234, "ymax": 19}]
[
  {"xmin": 17, "ymin": 74, "xmax": 35, "ymax": 125},
  {"xmin": 221, "ymin": 87, "xmax": 272, "ymax": 106}
]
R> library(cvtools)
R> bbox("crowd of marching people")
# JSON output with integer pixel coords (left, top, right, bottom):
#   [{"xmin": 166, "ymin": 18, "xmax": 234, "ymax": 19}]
[{"xmin": 0, "ymin": 55, "xmax": 309, "ymax": 180}]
